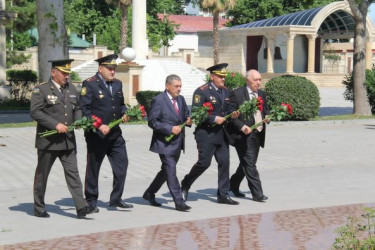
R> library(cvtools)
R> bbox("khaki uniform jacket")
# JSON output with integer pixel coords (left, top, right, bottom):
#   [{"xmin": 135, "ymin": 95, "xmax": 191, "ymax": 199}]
[{"xmin": 30, "ymin": 79, "xmax": 81, "ymax": 150}]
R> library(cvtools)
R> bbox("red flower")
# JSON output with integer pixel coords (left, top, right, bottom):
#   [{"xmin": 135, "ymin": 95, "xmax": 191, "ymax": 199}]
[
  {"xmin": 139, "ymin": 105, "xmax": 146, "ymax": 118},
  {"xmin": 92, "ymin": 115, "xmax": 102, "ymax": 129},
  {"xmin": 281, "ymin": 103, "xmax": 293, "ymax": 115},
  {"xmin": 256, "ymin": 97, "xmax": 263, "ymax": 112},
  {"xmin": 231, "ymin": 73, "xmax": 236, "ymax": 78},
  {"xmin": 203, "ymin": 102, "xmax": 214, "ymax": 115}
]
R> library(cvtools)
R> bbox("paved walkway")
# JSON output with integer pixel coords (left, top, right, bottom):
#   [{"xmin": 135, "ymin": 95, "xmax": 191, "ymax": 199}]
[
  {"xmin": 0, "ymin": 118, "xmax": 374, "ymax": 249},
  {"xmin": 1, "ymin": 86, "xmax": 374, "ymax": 249}
]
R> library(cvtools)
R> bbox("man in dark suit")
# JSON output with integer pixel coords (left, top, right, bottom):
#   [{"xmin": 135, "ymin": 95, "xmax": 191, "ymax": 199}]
[
  {"xmin": 80, "ymin": 54, "xmax": 132, "ymax": 211},
  {"xmin": 227, "ymin": 69, "xmax": 270, "ymax": 202},
  {"xmin": 143, "ymin": 74, "xmax": 193, "ymax": 212},
  {"xmin": 30, "ymin": 59, "xmax": 95, "ymax": 218},
  {"xmin": 181, "ymin": 63, "xmax": 239, "ymax": 205}
]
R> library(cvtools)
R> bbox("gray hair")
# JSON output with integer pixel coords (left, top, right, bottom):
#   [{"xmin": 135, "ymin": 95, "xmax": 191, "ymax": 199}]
[{"xmin": 165, "ymin": 74, "xmax": 181, "ymax": 84}]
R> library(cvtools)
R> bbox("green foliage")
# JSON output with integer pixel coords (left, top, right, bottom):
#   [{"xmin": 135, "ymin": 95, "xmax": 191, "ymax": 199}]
[
  {"xmin": 191, "ymin": 102, "xmax": 213, "ymax": 127},
  {"xmin": 332, "ymin": 207, "xmax": 375, "ymax": 249},
  {"xmin": 343, "ymin": 65, "xmax": 375, "ymax": 113},
  {"xmin": 265, "ymin": 75, "xmax": 320, "ymax": 120},
  {"xmin": 6, "ymin": 0, "xmax": 37, "ymax": 32},
  {"xmin": 135, "ymin": 90, "xmax": 163, "ymax": 115},
  {"xmin": 6, "ymin": 50, "xmax": 32, "ymax": 68},
  {"xmin": 225, "ymin": 72, "xmax": 246, "ymax": 89},
  {"xmin": 70, "ymin": 71, "xmax": 81, "ymax": 82},
  {"xmin": 6, "ymin": 69, "xmax": 38, "ymax": 102},
  {"xmin": 227, "ymin": 0, "xmax": 335, "ymax": 26}
]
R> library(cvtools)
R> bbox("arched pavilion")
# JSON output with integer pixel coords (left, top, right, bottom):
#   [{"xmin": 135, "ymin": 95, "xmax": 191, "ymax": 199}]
[{"xmin": 217, "ymin": 1, "xmax": 375, "ymax": 86}]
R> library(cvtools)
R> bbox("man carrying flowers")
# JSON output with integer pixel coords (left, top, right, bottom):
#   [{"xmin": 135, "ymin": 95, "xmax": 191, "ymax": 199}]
[
  {"xmin": 30, "ymin": 59, "xmax": 95, "ymax": 218},
  {"xmin": 142, "ymin": 75, "xmax": 193, "ymax": 212},
  {"xmin": 181, "ymin": 63, "xmax": 239, "ymax": 205},
  {"xmin": 227, "ymin": 69, "xmax": 270, "ymax": 202},
  {"xmin": 79, "ymin": 54, "xmax": 132, "ymax": 212}
]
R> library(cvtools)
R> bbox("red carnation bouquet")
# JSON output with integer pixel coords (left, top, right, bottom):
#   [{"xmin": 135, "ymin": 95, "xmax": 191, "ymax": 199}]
[
  {"xmin": 165, "ymin": 102, "xmax": 213, "ymax": 142},
  {"xmin": 222, "ymin": 96, "xmax": 262, "ymax": 122},
  {"xmin": 108, "ymin": 104, "xmax": 146, "ymax": 129},
  {"xmin": 39, "ymin": 115, "xmax": 102, "ymax": 137},
  {"xmin": 250, "ymin": 102, "xmax": 293, "ymax": 130}
]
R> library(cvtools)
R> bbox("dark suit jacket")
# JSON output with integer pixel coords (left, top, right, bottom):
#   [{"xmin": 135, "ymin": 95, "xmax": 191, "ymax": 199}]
[
  {"xmin": 192, "ymin": 82, "xmax": 230, "ymax": 144},
  {"xmin": 227, "ymin": 86, "xmax": 269, "ymax": 148},
  {"xmin": 80, "ymin": 73, "xmax": 127, "ymax": 140},
  {"xmin": 30, "ymin": 79, "xmax": 81, "ymax": 150},
  {"xmin": 148, "ymin": 91, "xmax": 190, "ymax": 156}
]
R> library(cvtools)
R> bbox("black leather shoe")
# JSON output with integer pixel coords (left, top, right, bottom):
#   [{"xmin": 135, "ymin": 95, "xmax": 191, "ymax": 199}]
[
  {"xmin": 175, "ymin": 203, "xmax": 191, "ymax": 212},
  {"xmin": 109, "ymin": 201, "xmax": 134, "ymax": 208},
  {"xmin": 143, "ymin": 192, "xmax": 161, "ymax": 207},
  {"xmin": 230, "ymin": 189, "xmax": 245, "ymax": 198},
  {"xmin": 77, "ymin": 205, "xmax": 96, "ymax": 218},
  {"xmin": 89, "ymin": 206, "xmax": 99, "ymax": 213},
  {"xmin": 218, "ymin": 196, "xmax": 239, "ymax": 205},
  {"xmin": 253, "ymin": 195, "xmax": 268, "ymax": 202},
  {"xmin": 181, "ymin": 187, "xmax": 189, "ymax": 202},
  {"xmin": 34, "ymin": 210, "xmax": 50, "ymax": 218}
]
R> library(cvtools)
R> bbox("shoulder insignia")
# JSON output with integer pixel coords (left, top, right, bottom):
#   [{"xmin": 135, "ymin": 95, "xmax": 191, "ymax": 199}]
[
  {"xmin": 86, "ymin": 75, "xmax": 96, "ymax": 82},
  {"xmin": 194, "ymin": 94, "xmax": 201, "ymax": 104},
  {"xmin": 199, "ymin": 84, "xmax": 208, "ymax": 90},
  {"xmin": 32, "ymin": 87, "xmax": 40, "ymax": 94},
  {"xmin": 81, "ymin": 87, "xmax": 87, "ymax": 96}
]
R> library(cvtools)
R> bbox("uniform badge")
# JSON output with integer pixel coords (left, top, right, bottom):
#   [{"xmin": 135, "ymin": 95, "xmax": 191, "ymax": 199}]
[
  {"xmin": 194, "ymin": 95, "xmax": 201, "ymax": 104},
  {"xmin": 81, "ymin": 87, "xmax": 87, "ymax": 96},
  {"xmin": 32, "ymin": 87, "xmax": 40, "ymax": 94},
  {"xmin": 210, "ymin": 96, "xmax": 217, "ymax": 104},
  {"xmin": 99, "ymin": 90, "xmax": 104, "ymax": 99}
]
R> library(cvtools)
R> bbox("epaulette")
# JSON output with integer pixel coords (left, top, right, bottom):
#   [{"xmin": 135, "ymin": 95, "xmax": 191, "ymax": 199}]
[
  {"xmin": 199, "ymin": 83, "xmax": 209, "ymax": 90},
  {"xmin": 85, "ymin": 75, "xmax": 97, "ymax": 82}
]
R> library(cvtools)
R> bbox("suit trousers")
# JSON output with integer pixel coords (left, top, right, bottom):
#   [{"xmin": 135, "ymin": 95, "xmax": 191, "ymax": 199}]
[
  {"xmin": 146, "ymin": 151, "xmax": 184, "ymax": 206},
  {"xmin": 33, "ymin": 149, "xmax": 86, "ymax": 212},
  {"xmin": 182, "ymin": 140, "xmax": 230, "ymax": 198},
  {"xmin": 230, "ymin": 132, "xmax": 264, "ymax": 199},
  {"xmin": 85, "ymin": 135, "xmax": 128, "ymax": 206}
]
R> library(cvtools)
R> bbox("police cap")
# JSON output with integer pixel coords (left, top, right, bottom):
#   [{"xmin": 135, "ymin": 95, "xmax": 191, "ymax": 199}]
[
  {"xmin": 206, "ymin": 63, "xmax": 228, "ymax": 77},
  {"xmin": 95, "ymin": 54, "xmax": 118, "ymax": 68}
]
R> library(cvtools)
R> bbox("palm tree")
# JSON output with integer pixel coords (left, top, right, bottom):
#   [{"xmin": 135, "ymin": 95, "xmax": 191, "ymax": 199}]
[
  {"xmin": 105, "ymin": 0, "xmax": 132, "ymax": 52},
  {"xmin": 201, "ymin": 0, "xmax": 235, "ymax": 64}
]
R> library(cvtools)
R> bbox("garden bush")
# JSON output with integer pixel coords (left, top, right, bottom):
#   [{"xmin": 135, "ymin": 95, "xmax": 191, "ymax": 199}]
[
  {"xmin": 205, "ymin": 71, "xmax": 246, "ymax": 90},
  {"xmin": 342, "ymin": 65, "xmax": 375, "ymax": 113},
  {"xmin": 6, "ymin": 69, "xmax": 38, "ymax": 103},
  {"xmin": 265, "ymin": 75, "xmax": 320, "ymax": 120},
  {"xmin": 135, "ymin": 90, "xmax": 162, "ymax": 115}
]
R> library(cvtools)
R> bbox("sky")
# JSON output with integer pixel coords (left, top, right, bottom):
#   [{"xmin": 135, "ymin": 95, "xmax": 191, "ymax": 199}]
[{"xmin": 370, "ymin": 3, "xmax": 375, "ymax": 24}]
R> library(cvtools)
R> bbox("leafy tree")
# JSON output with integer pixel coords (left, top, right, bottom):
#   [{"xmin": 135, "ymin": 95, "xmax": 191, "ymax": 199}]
[
  {"xmin": 347, "ymin": 0, "xmax": 374, "ymax": 116},
  {"xmin": 105, "ymin": 0, "xmax": 132, "ymax": 52}
]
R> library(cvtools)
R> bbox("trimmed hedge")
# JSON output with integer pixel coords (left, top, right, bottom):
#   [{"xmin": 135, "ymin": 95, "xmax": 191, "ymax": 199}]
[
  {"xmin": 6, "ymin": 69, "xmax": 38, "ymax": 102},
  {"xmin": 136, "ymin": 90, "xmax": 163, "ymax": 115},
  {"xmin": 342, "ymin": 65, "xmax": 375, "ymax": 113},
  {"xmin": 265, "ymin": 75, "xmax": 320, "ymax": 120}
]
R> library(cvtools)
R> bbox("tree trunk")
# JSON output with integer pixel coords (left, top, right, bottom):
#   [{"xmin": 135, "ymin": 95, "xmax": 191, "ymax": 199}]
[
  {"xmin": 213, "ymin": 11, "xmax": 219, "ymax": 65},
  {"xmin": 348, "ymin": 0, "xmax": 372, "ymax": 115},
  {"xmin": 36, "ymin": 0, "xmax": 68, "ymax": 83},
  {"xmin": 119, "ymin": 4, "xmax": 129, "ymax": 52}
]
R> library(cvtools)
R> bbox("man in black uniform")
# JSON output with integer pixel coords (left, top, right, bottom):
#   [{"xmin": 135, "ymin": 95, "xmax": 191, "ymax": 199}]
[
  {"xmin": 181, "ymin": 63, "xmax": 239, "ymax": 205},
  {"xmin": 30, "ymin": 59, "xmax": 95, "ymax": 218},
  {"xmin": 80, "ymin": 54, "xmax": 132, "ymax": 211}
]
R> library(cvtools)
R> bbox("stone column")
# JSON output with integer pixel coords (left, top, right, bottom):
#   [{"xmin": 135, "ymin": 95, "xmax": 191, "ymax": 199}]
[
  {"xmin": 132, "ymin": 0, "xmax": 148, "ymax": 60},
  {"xmin": 266, "ymin": 36, "xmax": 275, "ymax": 73},
  {"xmin": 286, "ymin": 33, "xmax": 295, "ymax": 74},
  {"xmin": 307, "ymin": 34, "xmax": 317, "ymax": 73},
  {"xmin": 365, "ymin": 38, "xmax": 372, "ymax": 70},
  {"xmin": 116, "ymin": 63, "xmax": 145, "ymax": 106}
]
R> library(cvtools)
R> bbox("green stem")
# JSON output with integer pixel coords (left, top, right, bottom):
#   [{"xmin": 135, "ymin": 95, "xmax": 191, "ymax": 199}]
[
  {"xmin": 108, "ymin": 118, "xmax": 123, "ymax": 129},
  {"xmin": 165, "ymin": 122, "xmax": 186, "ymax": 142}
]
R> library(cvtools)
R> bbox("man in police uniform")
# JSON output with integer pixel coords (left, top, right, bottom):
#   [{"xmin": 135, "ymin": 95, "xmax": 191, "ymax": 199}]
[
  {"xmin": 80, "ymin": 54, "xmax": 132, "ymax": 211},
  {"xmin": 181, "ymin": 63, "xmax": 239, "ymax": 205},
  {"xmin": 30, "ymin": 59, "xmax": 95, "ymax": 218}
]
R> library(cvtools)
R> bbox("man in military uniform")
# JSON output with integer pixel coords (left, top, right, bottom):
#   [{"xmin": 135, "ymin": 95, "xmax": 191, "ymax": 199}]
[
  {"xmin": 181, "ymin": 63, "xmax": 239, "ymax": 205},
  {"xmin": 30, "ymin": 59, "xmax": 95, "ymax": 218},
  {"xmin": 80, "ymin": 54, "xmax": 132, "ymax": 212}
]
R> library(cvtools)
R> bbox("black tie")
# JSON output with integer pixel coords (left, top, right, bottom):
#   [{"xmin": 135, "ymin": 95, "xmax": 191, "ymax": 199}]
[
  {"xmin": 217, "ymin": 89, "xmax": 222, "ymax": 102},
  {"xmin": 106, "ymin": 81, "xmax": 112, "ymax": 95}
]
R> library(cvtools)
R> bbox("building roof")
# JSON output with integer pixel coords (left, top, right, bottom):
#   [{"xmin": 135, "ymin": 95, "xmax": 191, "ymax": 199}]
[
  {"xmin": 158, "ymin": 14, "xmax": 228, "ymax": 33},
  {"xmin": 27, "ymin": 28, "xmax": 92, "ymax": 48}
]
